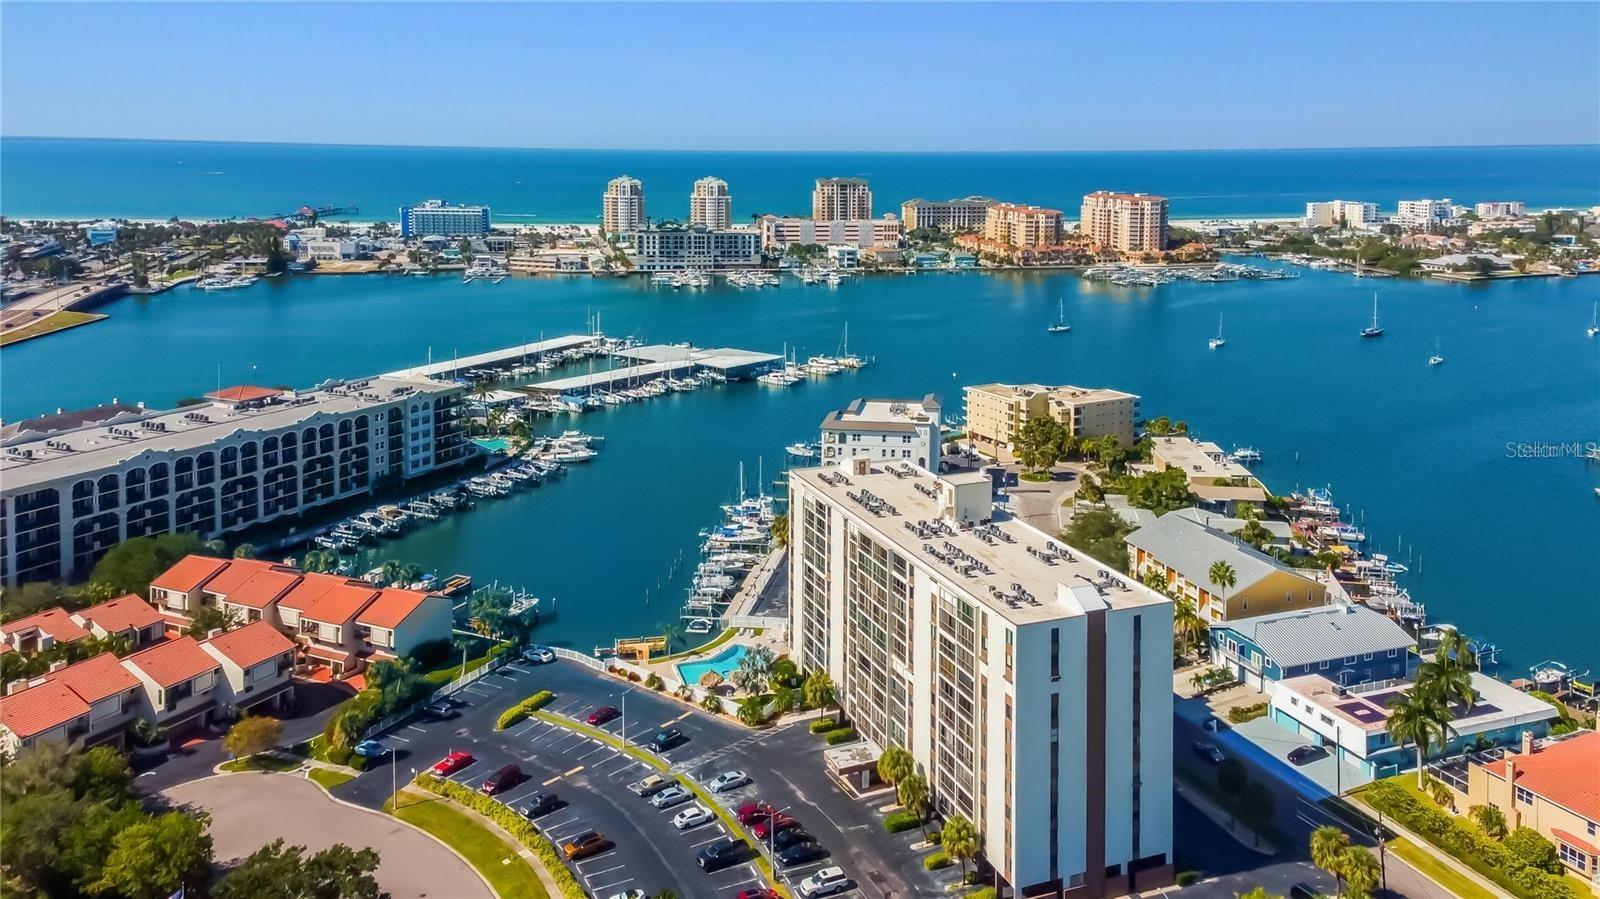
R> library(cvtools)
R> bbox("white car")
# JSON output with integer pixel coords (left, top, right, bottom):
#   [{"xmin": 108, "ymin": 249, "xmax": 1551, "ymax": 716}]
[
  {"xmin": 707, "ymin": 770, "xmax": 751, "ymax": 793},
  {"xmin": 800, "ymin": 867, "xmax": 850, "ymax": 898},
  {"xmin": 606, "ymin": 891, "xmax": 644, "ymax": 899},
  {"xmin": 672, "ymin": 803, "xmax": 714, "ymax": 830},
  {"xmin": 649, "ymin": 785, "xmax": 692, "ymax": 809},
  {"xmin": 522, "ymin": 646, "xmax": 555, "ymax": 664}
]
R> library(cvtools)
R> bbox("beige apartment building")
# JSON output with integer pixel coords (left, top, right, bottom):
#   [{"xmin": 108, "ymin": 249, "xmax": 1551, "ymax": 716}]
[
  {"xmin": 603, "ymin": 176, "xmax": 646, "ymax": 233},
  {"xmin": 1079, "ymin": 192, "xmax": 1169, "ymax": 253},
  {"xmin": 984, "ymin": 204, "xmax": 1065, "ymax": 247},
  {"xmin": 1463, "ymin": 731, "xmax": 1600, "ymax": 891},
  {"xmin": 901, "ymin": 197, "xmax": 997, "ymax": 232},
  {"xmin": 813, "ymin": 177, "xmax": 872, "ymax": 222},
  {"xmin": 689, "ymin": 177, "xmax": 732, "ymax": 230},
  {"xmin": 964, "ymin": 383, "xmax": 1141, "ymax": 455},
  {"xmin": 790, "ymin": 460, "xmax": 1174, "ymax": 897}
]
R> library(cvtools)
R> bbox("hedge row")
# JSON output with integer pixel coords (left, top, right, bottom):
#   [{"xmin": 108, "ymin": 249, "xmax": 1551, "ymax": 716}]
[
  {"xmin": 809, "ymin": 717, "xmax": 845, "ymax": 734},
  {"xmin": 923, "ymin": 851, "xmax": 952, "ymax": 870},
  {"xmin": 495, "ymin": 691, "xmax": 556, "ymax": 731},
  {"xmin": 413, "ymin": 773, "xmax": 587, "ymax": 899},
  {"xmin": 884, "ymin": 810, "xmax": 921, "ymax": 833},
  {"xmin": 1364, "ymin": 781, "xmax": 1577, "ymax": 899},
  {"xmin": 824, "ymin": 727, "xmax": 858, "ymax": 745}
]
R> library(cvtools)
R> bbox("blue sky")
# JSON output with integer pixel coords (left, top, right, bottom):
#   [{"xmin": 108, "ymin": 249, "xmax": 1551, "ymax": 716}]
[{"xmin": 3, "ymin": 2, "xmax": 1596, "ymax": 151}]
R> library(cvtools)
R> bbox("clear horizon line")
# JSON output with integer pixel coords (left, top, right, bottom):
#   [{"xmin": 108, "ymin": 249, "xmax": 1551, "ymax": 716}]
[{"xmin": 4, "ymin": 133, "xmax": 1598, "ymax": 155}]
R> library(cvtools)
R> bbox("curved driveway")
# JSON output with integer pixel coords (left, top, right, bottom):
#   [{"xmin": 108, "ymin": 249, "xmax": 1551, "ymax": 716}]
[{"xmin": 163, "ymin": 772, "xmax": 493, "ymax": 899}]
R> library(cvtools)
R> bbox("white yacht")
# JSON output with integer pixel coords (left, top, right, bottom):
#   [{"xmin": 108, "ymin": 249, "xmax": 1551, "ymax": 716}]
[
  {"xmin": 1360, "ymin": 293, "xmax": 1384, "ymax": 338},
  {"xmin": 1428, "ymin": 336, "xmax": 1444, "ymax": 367},
  {"xmin": 1208, "ymin": 312, "xmax": 1226, "ymax": 350},
  {"xmin": 1046, "ymin": 298, "xmax": 1071, "ymax": 334},
  {"xmin": 785, "ymin": 442, "xmax": 819, "ymax": 459},
  {"xmin": 1588, "ymin": 301, "xmax": 1598, "ymax": 338}
]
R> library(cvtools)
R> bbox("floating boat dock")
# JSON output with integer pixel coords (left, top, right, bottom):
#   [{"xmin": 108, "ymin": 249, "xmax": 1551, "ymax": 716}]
[
  {"xmin": 528, "ymin": 345, "xmax": 781, "ymax": 394},
  {"xmin": 383, "ymin": 334, "xmax": 601, "ymax": 381}
]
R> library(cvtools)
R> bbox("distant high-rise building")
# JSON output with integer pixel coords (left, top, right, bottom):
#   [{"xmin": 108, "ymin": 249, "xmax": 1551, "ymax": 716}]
[
  {"xmin": 400, "ymin": 199, "xmax": 491, "ymax": 238},
  {"xmin": 689, "ymin": 177, "xmax": 732, "ymax": 230},
  {"xmin": 603, "ymin": 176, "xmax": 646, "ymax": 233},
  {"xmin": 1395, "ymin": 198, "xmax": 1454, "ymax": 229},
  {"xmin": 813, "ymin": 178, "xmax": 872, "ymax": 222},
  {"xmin": 1302, "ymin": 200, "xmax": 1380, "ymax": 231},
  {"xmin": 900, "ymin": 197, "xmax": 998, "ymax": 232},
  {"xmin": 1474, "ymin": 201, "xmax": 1526, "ymax": 220},
  {"xmin": 983, "ymin": 203, "xmax": 1065, "ymax": 247},
  {"xmin": 1080, "ymin": 191, "xmax": 1169, "ymax": 252}
]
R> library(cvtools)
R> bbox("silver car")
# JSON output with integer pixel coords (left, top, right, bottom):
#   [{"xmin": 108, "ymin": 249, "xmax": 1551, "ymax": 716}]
[
  {"xmin": 649, "ymin": 785, "xmax": 692, "ymax": 809},
  {"xmin": 707, "ymin": 770, "xmax": 751, "ymax": 793}
]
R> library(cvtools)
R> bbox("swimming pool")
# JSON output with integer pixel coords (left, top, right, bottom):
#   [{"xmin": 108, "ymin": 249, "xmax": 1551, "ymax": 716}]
[
  {"xmin": 675, "ymin": 643, "xmax": 748, "ymax": 686},
  {"xmin": 473, "ymin": 437, "xmax": 510, "ymax": 453}
]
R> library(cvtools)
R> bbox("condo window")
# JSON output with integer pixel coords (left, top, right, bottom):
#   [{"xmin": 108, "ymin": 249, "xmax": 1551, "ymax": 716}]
[{"xmin": 1050, "ymin": 627, "xmax": 1060, "ymax": 681}]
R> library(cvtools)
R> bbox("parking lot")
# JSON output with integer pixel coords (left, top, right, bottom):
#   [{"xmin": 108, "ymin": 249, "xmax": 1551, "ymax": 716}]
[{"xmin": 334, "ymin": 658, "xmax": 956, "ymax": 899}]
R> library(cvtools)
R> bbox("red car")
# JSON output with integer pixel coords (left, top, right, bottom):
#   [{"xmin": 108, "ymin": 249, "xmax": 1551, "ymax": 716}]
[
  {"xmin": 431, "ymin": 750, "xmax": 476, "ymax": 776},
  {"xmin": 736, "ymin": 801, "xmax": 776, "ymax": 825},
  {"xmin": 738, "ymin": 890, "xmax": 779, "ymax": 899},
  {"xmin": 587, "ymin": 706, "xmax": 620, "ymax": 726},
  {"xmin": 752, "ymin": 814, "xmax": 798, "ymax": 840}
]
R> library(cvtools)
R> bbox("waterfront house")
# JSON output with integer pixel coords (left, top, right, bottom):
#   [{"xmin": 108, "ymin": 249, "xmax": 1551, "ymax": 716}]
[
  {"xmin": 1148, "ymin": 436, "xmax": 1268, "ymax": 512},
  {"xmin": 0, "ymin": 652, "xmax": 143, "ymax": 754},
  {"xmin": 1268, "ymin": 671, "xmax": 1558, "ymax": 779},
  {"xmin": 285, "ymin": 579, "xmax": 380, "ymax": 677},
  {"xmin": 1462, "ymin": 731, "xmax": 1600, "ymax": 888},
  {"xmin": 198, "ymin": 620, "xmax": 297, "ymax": 715},
  {"xmin": 122, "ymin": 636, "xmax": 224, "ymax": 740},
  {"xmin": 1208, "ymin": 602, "xmax": 1416, "ymax": 692},
  {"xmin": 1127, "ymin": 510, "xmax": 1326, "ymax": 624},
  {"xmin": 354, "ymin": 588, "xmax": 452, "ymax": 660}
]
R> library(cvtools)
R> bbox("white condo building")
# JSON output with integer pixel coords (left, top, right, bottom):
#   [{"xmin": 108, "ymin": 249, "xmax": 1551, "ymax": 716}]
[
  {"xmin": 1, "ymin": 376, "xmax": 470, "ymax": 586},
  {"xmin": 1302, "ymin": 200, "xmax": 1381, "ymax": 230},
  {"xmin": 603, "ymin": 176, "xmax": 646, "ymax": 233},
  {"xmin": 629, "ymin": 224, "xmax": 761, "ymax": 271},
  {"xmin": 398, "ymin": 199, "xmax": 491, "ymax": 238},
  {"xmin": 758, "ymin": 215, "xmax": 902, "ymax": 250},
  {"xmin": 1474, "ymin": 201, "xmax": 1526, "ymax": 220},
  {"xmin": 1395, "ymin": 198, "xmax": 1454, "ymax": 228},
  {"xmin": 813, "ymin": 178, "xmax": 873, "ymax": 222},
  {"xmin": 690, "ymin": 177, "xmax": 732, "ymax": 230},
  {"xmin": 820, "ymin": 395, "xmax": 943, "ymax": 472},
  {"xmin": 790, "ymin": 460, "xmax": 1174, "ymax": 898}
]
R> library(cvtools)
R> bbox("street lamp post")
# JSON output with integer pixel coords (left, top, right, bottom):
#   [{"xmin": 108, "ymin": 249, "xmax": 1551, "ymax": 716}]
[
  {"xmin": 389, "ymin": 748, "xmax": 398, "ymax": 811},
  {"xmin": 1374, "ymin": 810, "xmax": 1388, "ymax": 893}
]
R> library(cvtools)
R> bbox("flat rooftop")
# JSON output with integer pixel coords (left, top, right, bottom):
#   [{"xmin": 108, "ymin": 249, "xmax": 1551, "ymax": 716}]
[
  {"xmin": 1279, "ymin": 671, "xmax": 1558, "ymax": 737},
  {"xmin": 2, "ymin": 374, "xmax": 454, "ymax": 491},
  {"xmin": 616, "ymin": 344, "xmax": 782, "ymax": 372},
  {"xmin": 791, "ymin": 462, "xmax": 1168, "ymax": 625},
  {"xmin": 382, "ymin": 334, "xmax": 599, "ymax": 380},
  {"xmin": 822, "ymin": 396, "xmax": 941, "ymax": 432},
  {"xmin": 1151, "ymin": 435, "xmax": 1255, "ymax": 481}
]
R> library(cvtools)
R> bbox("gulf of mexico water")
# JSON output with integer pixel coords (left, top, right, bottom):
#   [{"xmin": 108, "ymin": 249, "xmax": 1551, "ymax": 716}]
[
  {"xmin": 2, "ymin": 138, "xmax": 1598, "ymax": 222},
  {"xmin": 2, "ymin": 264, "xmax": 1596, "ymax": 674}
]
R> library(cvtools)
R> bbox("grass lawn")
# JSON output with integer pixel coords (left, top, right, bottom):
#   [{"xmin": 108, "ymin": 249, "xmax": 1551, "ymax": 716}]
[
  {"xmin": 387, "ymin": 792, "xmax": 548, "ymax": 899},
  {"xmin": 1019, "ymin": 471, "xmax": 1053, "ymax": 482},
  {"xmin": 308, "ymin": 768, "xmax": 356, "ymax": 791},
  {"xmin": 220, "ymin": 754, "xmax": 302, "ymax": 773},
  {"xmin": 0, "ymin": 311, "xmax": 105, "ymax": 346},
  {"xmin": 1387, "ymin": 837, "xmax": 1496, "ymax": 899},
  {"xmin": 660, "ymin": 627, "xmax": 737, "ymax": 661}
]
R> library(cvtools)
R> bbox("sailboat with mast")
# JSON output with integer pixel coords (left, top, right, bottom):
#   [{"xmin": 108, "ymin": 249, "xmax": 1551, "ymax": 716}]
[
  {"xmin": 1208, "ymin": 312, "xmax": 1226, "ymax": 350},
  {"xmin": 1587, "ymin": 301, "xmax": 1598, "ymax": 338},
  {"xmin": 1360, "ymin": 292, "xmax": 1384, "ymax": 338},
  {"xmin": 1428, "ymin": 336, "xmax": 1444, "ymax": 367},
  {"xmin": 1046, "ymin": 298, "xmax": 1071, "ymax": 333}
]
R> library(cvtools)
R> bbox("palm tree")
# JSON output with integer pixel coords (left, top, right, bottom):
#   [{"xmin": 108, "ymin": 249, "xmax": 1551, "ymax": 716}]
[
  {"xmin": 1415, "ymin": 656, "xmax": 1475, "ymax": 714},
  {"xmin": 803, "ymin": 671, "xmax": 837, "ymax": 722},
  {"xmin": 1174, "ymin": 598, "xmax": 1206, "ymax": 660},
  {"xmin": 897, "ymin": 771, "xmax": 931, "ymax": 841},
  {"xmin": 769, "ymin": 513, "xmax": 790, "ymax": 548},
  {"xmin": 1386, "ymin": 689, "xmax": 1452, "ymax": 789},
  {"xmin": 471, "ymin": 379, "xmax": 494, "ymax": 404},
  {"xmin": 1310, "ymin": 825, "xmax": 1351, "ymax": 898},
  {"xmin": 941, "ymin": 815, "xmax": 980, "ymax": 880},
  {"xmin": 379, "ymin": 559, "xmax": 405, "ymax": 587},
  {"xmin": 877, "ymin": 745, "xmax": 914, "ymax": 787},
  {"xmin": 1434, "ymin": 630, "xmax": 1477, "ymax": 672},
  {"xmin": 1208, "ymin": 560, "xmax": 1237, "ymax": 595}
]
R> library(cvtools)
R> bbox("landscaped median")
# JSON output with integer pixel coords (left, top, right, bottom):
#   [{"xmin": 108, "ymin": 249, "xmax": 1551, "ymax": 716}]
[
  {"xmin": 387, "ymin": 785, "xmax": 552, "ymax": 899},
  {"xmin": 495, "ymin": 690, "xmax": 557, "ymax": 730},
  {"xmin": 529, "ymin": 708, "xmax": 791, "ymax": 898}
]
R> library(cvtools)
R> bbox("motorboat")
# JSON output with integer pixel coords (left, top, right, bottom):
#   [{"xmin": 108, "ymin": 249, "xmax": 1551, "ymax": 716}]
[
  {"xmin": 1228, "ymin": 447, "xmax": 1261, "ymax": 463},
  {"xmin": 785, "ymin": 442, "xmax": 819, "ymax": 459}
]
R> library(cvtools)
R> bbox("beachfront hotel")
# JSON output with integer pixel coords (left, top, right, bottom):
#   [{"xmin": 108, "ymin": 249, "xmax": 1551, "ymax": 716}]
[
  {"xmin": 789, "ymin": 460, "xmax": 1174, "ymax": 897},
  {"xmin": 398, "ymin": 199, "xmax": 491, "ymax": 238},
  {"xmin": 1079, "ymin": 192, "xmax": 1169, "ymax": 253},
  {"xmin": 603, "ymin": 175, "xmax": 646, "ymax": 233},
  {"xmin": 689, "ymin": 177, "xmax": 732, "ymax": 230},
  {"xmin": 813, "ymin": 177, "xmax": 873, "ymax": 222},
  {"xmin": 963, "ymin": 384, "xmax": 1141, "ymax": 455},
  {"xmin": 984, "ymin": 204, "xmax": 1066, "ymax": 247},
  {"xmin": 901, "ymin": 197, "xmax": 998, "ymax": 232},
  {"xmin": 0, "ymin": 375, "xmax": 470, "ymax": 586}
]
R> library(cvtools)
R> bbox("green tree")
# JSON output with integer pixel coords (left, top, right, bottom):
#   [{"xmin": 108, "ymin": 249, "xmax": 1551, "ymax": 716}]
[
  {"xmin": 1174, "ymin": 598, "xmax": 1207, "ymax": 660},
  {"xmin": 878, "ymin": 745, "xmax": 915, "ymax": 788},
  {"xmin": 185, "ymin": 603, "xmax": 241, "ymax": 638},
  {"xmin": 1469, "ymin": 803, "xmax": 1508, "ymax": 839},
  {"xmin": 1076, "ymin": 474, "xmax": 1104, "ymax": 504},
  {"xmin": 737, "ymin": 694, "xmax": 768, "ymax": 726},
  {"xmin": 0, "ymin": 581, "xmax": 74, "ymax": 623},
  {"xmin": 1311, "ymin": 825, "xmax": 1351, "ymax": 898},
  {"xmin": 214, "ymin": 839, "xmax": 385, "ymax": 899},
  {"xmin": 701, "ymin": 692, "xmax": 724, "ymax": 714},
  {"xmin": 897, "ymin": 771, "xmax": 931, "ymax": 840},
  {"xmin": 803, "ymin": 670, "xmax": 837, "ymax": 720},
  {"xmin": 770, "ymin": 513, "xmax": 790, "ymax": 548},
  {"xmin": 232, "ymin": 543, "xmax": 258, "ymax": 559},
  {"xmin": 1015, "ymin": 417, "xmax": 1068, "ymax": 474},
  {"xmin": 1124, "ymin": 468, "xmax": 1195, "ymax": 514},
  {"xmin": 1504, "ymin": 827, "xmax": 1563, "ymax": 873},
  {"xmin": 90, "ymin": 811, "xmax": 214, "ymax": 899},
  {"xmin": 1339, "ymin": 847, "xmax": 1380, "ymax": 899},
  {"xmin": 1208, "ymin": 561, "xmax": 1237, "ymax": 596},
  {"xmin": 88, "ymin": 532, "xmax": 205, "ymax": 598},
  {"xmin": 223, "ymin": 714, "xmax": 284, "ymax": 760},
  {"xmin": 1385, "ymin": 688, "xmax": 1452, "ymax": 788},
  {"xmin": 941, "ymin": 815, "xmax": 981, "ymax": 879},
  {"xmin": 1061, "ymin": 509, "xmax": 1133, "ymax": 571}
]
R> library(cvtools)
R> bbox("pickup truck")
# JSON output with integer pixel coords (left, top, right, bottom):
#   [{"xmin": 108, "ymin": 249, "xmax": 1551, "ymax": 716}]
[{"xmin": 626, "ymin": 773, "xmax": 674, "ymax": 797}]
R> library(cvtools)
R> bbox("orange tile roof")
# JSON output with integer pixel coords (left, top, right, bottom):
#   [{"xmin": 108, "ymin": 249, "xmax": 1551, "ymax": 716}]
[
  {"xmin": 197, "ymin": 559, "xmax": 277, "ymax": 597},
  {"xmin": 301, "ymin": 583, "xmax": 378, "ymax": 625},
  {"xmin": 73, "ymin": 594, "xmax": 164, "ymax": 635},
  {"xmin": 1553, "ymin": 828, "xmax": 1599, "ymax": 856},
  {"xmin": 46, "ymin": 652, "xmax": 141, "ymax": 704},
  {"xmin": 1483, "ymin": 731, "xmax": 1600, "ymax": 821},
  {"xmin": 0, "ymin": 680, "xmax": 90, "ymax": 739},
  {"xmin": 150, "ymin": 554, "xmax": 231, "ymax": 593},
  {"xmin": 1, "ymin": 607, "xmax": 91, "ymax": 644},
  {"xmin": 278, "ymin": 572, "xmax": 367, "ymax": 612},
  {"xmin": 202, "ymin": 620, "xmax": 295, "ymax": 670},
  {"xmin": 206, "ymin": 385, "xmax": 282, "ymax": 403},
  {"xmin": 125, "ymin": 636, "xmax": 220, "ymax": 688},
  {"xmin": 355, "ymin": 588, "xmax": 432, "ymax": 630},
  {"xmin": 222, "ymin": 568, "xmax": 302, "ymax": 609}
]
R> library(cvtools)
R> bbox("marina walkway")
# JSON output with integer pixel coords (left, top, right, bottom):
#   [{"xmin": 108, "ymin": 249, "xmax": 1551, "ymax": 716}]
[
  {"xmin": 529, "ymin": 345, "xmax": 781, "ymax": 393},
  {"xmin": 382, "ymin": 334, "xmax": 599, "ymax": 380}
]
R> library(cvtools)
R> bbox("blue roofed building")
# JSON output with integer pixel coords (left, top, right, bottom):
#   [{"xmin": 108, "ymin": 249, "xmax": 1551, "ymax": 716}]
[{"xmin": 1209, "ymin": 601, "xmax": 1417, "ymax": 692}]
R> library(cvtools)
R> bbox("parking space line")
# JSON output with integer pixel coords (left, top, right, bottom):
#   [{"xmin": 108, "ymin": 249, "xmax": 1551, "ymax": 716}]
[
  {"xmin": 690, "ymin": 834, "xmax": 725, "ymax": 847},
  {"xmin": 387, "ymin": 734, "xmax": 410, "ymax": 743},
  {"xmin": 575, "ymin": 745, "xmax": 609, "ymax": 762},
  {"xmin": 589, "ymin": 879, "xmax": 634, "ymax": 892},
  {"xmin": 582, "ymin": 863, "xmax": 626, "ymax": 879},
  {"xmin": 406, "ymin": 725, "xmax": 428, "ymax": 733}
]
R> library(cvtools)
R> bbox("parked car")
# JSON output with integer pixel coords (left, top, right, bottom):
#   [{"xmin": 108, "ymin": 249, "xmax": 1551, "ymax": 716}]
[
  {"xmin": 1288, "ymin": 745, "xmax": 1327, "ymax": 765},
  {"xmin": 563, "ymin": 830, "xmax": 609, "ymax": 860},
  {"xmin": 799, "ymin": 867, "xmax": 850, "ymax": 898},
  {"xmin": 627, "ymin": 774, "xmax": 673, "ymax": 797},
  {"xmin": 778, "ymin": 842, "xmax": 829, "ymax": 867},
  {"xmin": 520, "ymin": 792, "xmax": 559, "ymax": 819},
  {"xmin": 707, "ymin": 770, "xmax": 751, "ymax": 793},
  {"xmin": 522, "ymin": 646, "xmax": 555, "ymax": 665},
  {"xmin": 737, "ymin": 890, "xmax": 779, "ymax": 899},
  {"xmin": 752, "ymin": 814, "xmax": 799, "ymax": 841},
  {"xmin": 352, "ymin": 739, "xmax": 388, "ymax": 758},
  {"xmin": 421, "ymin": 699, "xmax": 457, "ymax": 720},
  {"xmin": 605, "ymin": 891, "xmax": 643, "ymax": 899},
  {"xmin": 672, "ymin": 804, "xmax": 714, "ymax": 829},
  {"xmin": 430, "ymin": 751, "xmax": 475, "ymax": 776},
  {"xmin": 772, "ymin": 828, "xmax": 817, "ymax": 851},
  {"xmin": 696, "ymin": 837, "xmax": 743, "ymax": 872},
  {"xmin": 481, "ymin": 763, "xmax": 524, "ymax": 795},
  {"xmin": 588, "ymin": 706, "xmax": 620, "ymax": 726},
  {"xmin": 1192, "ymin": 742, "xmax": 1226, "ymax": 765},
  {"xmin": 737, "ymin": 801, "xmax": 777, "ymax": 825},
  {"xmin": 652, "ymin": 728, "xmax": 686, "ymax": 752},
  {"xmin": 649, "ymin": 785, "xmax": 692, "ymax": 809}
]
